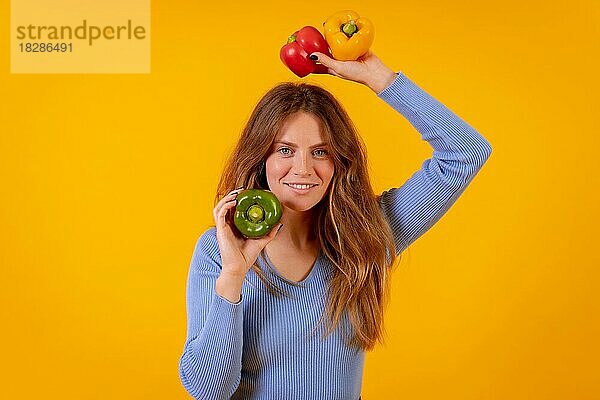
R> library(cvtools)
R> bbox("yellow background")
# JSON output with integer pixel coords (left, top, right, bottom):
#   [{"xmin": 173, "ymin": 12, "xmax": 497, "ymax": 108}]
[{"xmin": 1, "ymin": 0, "xmax": 598, "ymax": 398}]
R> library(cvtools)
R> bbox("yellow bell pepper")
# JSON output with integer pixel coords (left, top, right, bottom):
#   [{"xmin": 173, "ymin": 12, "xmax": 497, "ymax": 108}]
[{"xmin": 322, "ymin": 10, "xmax": 374, "ymax": 61}]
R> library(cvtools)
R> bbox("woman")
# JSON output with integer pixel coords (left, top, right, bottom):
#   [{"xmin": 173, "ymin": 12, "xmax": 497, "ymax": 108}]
[{"xmin": 179, "ymin": 50, "xmax": 492, "ymax": 399}]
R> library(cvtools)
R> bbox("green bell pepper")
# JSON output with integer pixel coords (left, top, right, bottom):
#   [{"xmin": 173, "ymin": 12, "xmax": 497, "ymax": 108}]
[{"xmin": 233, "ymin": 189, "xmax": 282, "ymax": 239}]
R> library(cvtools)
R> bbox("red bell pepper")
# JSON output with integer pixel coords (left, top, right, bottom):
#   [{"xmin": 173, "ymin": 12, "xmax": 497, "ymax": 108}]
[{"xmin": 280, "ymin": 26, "xmax": 332, "ymax": 78}]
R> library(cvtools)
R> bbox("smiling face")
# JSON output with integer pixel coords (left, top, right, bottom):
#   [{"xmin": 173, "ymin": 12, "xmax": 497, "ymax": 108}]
[{"xmin": 265, "ymin": 111, "xmax": 335, "ymax": 213}]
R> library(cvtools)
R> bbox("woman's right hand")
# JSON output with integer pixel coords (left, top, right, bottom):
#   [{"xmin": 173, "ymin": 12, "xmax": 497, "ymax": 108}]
[{"xmin": 213, "ymin": 187, "xmax": 283, "ymax": 279}]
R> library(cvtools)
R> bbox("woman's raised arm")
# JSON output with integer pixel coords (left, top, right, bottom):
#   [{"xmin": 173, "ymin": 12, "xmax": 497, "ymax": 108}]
[
  {"xmin": 375, "ymin": 72, "xmax": 492, "ymax": 255},
  {"xmin": 311, "ymin": 51, "xmax": 492, "ymax": 255}
]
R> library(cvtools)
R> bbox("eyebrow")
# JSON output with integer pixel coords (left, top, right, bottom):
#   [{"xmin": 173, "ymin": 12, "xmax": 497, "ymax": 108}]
[{"xmin": 274, "ymin": 141, "xmax": 329, "ymax": 148}]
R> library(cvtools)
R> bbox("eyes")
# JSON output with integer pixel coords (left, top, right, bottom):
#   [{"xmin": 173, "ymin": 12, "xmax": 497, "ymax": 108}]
[{"xmin": 277, "ymin": 146, "xmax": 329, "ymax": 158}]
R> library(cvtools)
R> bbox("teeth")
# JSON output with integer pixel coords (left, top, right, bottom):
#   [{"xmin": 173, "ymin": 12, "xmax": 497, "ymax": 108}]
[{"xmin": 288, "ymin": 184, "xmax": 314, "ymax": 190}]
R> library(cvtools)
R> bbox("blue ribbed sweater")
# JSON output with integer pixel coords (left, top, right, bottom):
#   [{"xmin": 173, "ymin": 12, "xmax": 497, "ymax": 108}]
[{"xmin": 178, "ymin": 72, "xmax": 492, "ymax": 400}]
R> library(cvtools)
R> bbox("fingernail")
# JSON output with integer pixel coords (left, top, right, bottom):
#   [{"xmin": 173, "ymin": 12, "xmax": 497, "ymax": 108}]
[{"xmin": 310, "ymin": 54, "xmax": 318, "ymax": 61}]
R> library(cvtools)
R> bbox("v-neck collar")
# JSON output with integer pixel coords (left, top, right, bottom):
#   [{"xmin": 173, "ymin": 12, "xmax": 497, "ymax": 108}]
[{"xmin": 262, "ymin": 247, "xmax": 322, "ymax": 285}]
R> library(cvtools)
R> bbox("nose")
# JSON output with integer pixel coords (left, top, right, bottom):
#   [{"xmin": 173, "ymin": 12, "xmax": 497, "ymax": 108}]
[{"xmin": 293, "ymin": 152, "xmax": 313, "ymax": 176}]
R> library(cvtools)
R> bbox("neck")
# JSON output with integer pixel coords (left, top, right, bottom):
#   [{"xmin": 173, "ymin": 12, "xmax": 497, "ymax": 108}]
[{"xmin": 272, "ymin": 207, "xmax": 317, "ymax": 250}]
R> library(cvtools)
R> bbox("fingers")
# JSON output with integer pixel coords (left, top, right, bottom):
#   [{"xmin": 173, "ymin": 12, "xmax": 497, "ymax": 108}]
[
  {"xmin": 216, "ymin": 199, "xmax": 237, "ymax": 230},
  {"xmin": 310, "ymin": 52, "xmax": 339, "ymax": 69},
  {"xmin": 313, "ymin": 64, "xmax": 329, "ymax": 74},
  {"xmin": 250, "ymin": 223, "xmax": 283, "ymax": 249},
  {"xmin": 311, "ymin": 52, "xmax": 344, "ymax": 78},
  {"xmin": 327, "ymin": 68, "xmax": 343, "ymax": 78},
  {"xmin": 213, "ymin": 187, "xmax": 244, "ymax": 228},
  {"xmin": 266, "ymin": 223, "xmax": 284, "ymax": 241},
  {"xmin": 310, "ymin": 52, "xmax": 352, "ymax": 80}
]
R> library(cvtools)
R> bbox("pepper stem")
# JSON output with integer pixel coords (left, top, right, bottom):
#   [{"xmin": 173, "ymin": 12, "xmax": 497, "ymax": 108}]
[
  {"xmin": 341, "ymin": 20, "xmax": 357, "ymax": 37},
  {"xmin": 247, "ymin": 204, "xmax": 265, "ymax": 223},
  {"xmin": 287, "ymin": 34, "xmax": 296, "ymax": 44}
]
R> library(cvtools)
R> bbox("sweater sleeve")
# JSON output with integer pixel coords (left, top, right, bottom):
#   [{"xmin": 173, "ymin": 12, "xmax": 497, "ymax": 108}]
[
  {"xmin": 376, "ymin": 72, "xmax": 493, "ymax": 256},
  {"xmin": 178, "ymin": 227, "xmax": 244, "ymax": 399}
]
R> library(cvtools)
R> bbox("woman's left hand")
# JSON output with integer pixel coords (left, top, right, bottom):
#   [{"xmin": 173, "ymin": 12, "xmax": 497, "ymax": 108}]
[{"xmin": 310, "ymin": 50, "xmax": 398, "ymax": 94}]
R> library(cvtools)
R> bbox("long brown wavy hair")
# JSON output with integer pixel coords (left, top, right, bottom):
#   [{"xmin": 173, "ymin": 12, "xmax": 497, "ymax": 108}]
[{"xmin": 214, "ymin": 81, "xmax": 402, "ymax": 351}]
